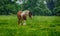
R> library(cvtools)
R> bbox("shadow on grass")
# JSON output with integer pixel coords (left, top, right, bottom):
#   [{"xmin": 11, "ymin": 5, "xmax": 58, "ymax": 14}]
[
  {"xmin": 49, "ymin": 24, "xmax": 56, "ymax": 27},
  {"xmin": 0, "ymin": 28, "xmax": 17, "ymax": 36},
  {"xmin": 0, "ymin": 23, "xmax": 8, "ymax": 25},
  {"xmin": 49, "ymin": 23, "xmax": 60, "ymax": 27},
  {"xmin": 48, "ymin": 29, "xmax": 60, "ymax": 36},
  {"xmin": 56, "ymin": 24, "xmax": 60, "ymax": 26}
]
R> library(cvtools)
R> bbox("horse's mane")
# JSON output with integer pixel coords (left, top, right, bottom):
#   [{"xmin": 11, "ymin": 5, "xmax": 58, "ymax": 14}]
[{"xmin": 23, "ymin": 10, "xmax": 29, "ymax": 12}]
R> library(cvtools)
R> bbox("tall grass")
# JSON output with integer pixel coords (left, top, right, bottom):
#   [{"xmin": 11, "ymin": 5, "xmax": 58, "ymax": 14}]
[{"xmin": 0, "ymin": 15, "xmax": 60, "ymax": 36}]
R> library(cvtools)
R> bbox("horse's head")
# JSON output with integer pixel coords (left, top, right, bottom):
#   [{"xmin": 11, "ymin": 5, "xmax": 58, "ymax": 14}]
[
  {"xmin": 24, "ymin": 10, "xmax": 33, "ymax": 19},
  {"xmin": 29, "ymin": 10, "xmax": 33, "ymax": 19}
]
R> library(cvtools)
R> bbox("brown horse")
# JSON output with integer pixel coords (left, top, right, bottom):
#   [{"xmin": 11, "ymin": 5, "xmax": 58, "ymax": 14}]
[{"xmin": 17, "ymin": 10, "xmax": 32, "ymax": 25}]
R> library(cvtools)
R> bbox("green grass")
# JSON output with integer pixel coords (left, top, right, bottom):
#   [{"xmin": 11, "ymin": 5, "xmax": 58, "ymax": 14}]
[{"xmin": 0, "ymin": 15, "xmax": 60, "ymax": 36}]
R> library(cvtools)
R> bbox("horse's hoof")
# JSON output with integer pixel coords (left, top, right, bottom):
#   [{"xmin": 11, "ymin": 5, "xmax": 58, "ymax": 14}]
[{"xmin": 23, "ymin": 24, "xmax": 26, "ymax": 26}]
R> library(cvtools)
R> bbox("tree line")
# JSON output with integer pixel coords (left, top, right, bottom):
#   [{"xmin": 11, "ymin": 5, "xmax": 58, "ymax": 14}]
[{"xmin": 0, "ymin": 0, "xmax": 60, "ymax": 16}]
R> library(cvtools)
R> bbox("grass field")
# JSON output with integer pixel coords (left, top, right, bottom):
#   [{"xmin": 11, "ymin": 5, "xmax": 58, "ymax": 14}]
[{"xmin": 0, "ymin": 15, "xmax": 60, "ymax": 36}]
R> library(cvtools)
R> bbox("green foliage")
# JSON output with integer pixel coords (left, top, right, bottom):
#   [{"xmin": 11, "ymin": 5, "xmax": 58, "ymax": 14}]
[
  {"xmin": 0, "ymin": 0, "xmax": 20, "ymax": 15},
  {"xmin": 54, "ymin": 0, "xmax": 60, "ymax": 16},
  {"xmin": 23, "ymin": 0, "xmax": 52, "ymax": 16},
  {"xmin": 0, "ymin": 0, "xmax": 60, "ymax": 16},
  {"xmin": 54, "ymin": 6, "xmax": 60, "ymax": 16}
]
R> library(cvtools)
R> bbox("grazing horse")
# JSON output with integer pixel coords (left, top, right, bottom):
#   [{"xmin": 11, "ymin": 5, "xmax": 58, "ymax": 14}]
[{"xmin": 17, "ymin": 10, "xmax": 32, "ymax": 25}]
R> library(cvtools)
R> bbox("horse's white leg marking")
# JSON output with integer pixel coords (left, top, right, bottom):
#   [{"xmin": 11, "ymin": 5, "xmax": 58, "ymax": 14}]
[{"xmin": 23, "ymin": 20, "xmax": 26, "ymax": 25}]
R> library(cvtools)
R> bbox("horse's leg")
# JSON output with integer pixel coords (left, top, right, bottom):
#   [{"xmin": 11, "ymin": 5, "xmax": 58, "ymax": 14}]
[
  {"xmin": 22, "ymin": 15, "xmax": 26, "ymax": 25},
  {"xmin": 17, "ymin": 15, "xmax": 21, "ymax": 25},
  {"xmin": 18, "ymin": 18, "xmax": 20, "ymax": 25},
  {"xmin": 22, "ymin": 20, "xmax": 26, "ymax": 25}
]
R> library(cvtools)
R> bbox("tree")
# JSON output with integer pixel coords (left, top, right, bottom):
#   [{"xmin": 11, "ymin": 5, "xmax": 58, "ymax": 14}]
[
  {"xmin": 46, "ymin": 0, "xmax": 55, "ymax": 15},
  {"xmin": 54, "ymin": 0, "xmax": 60, "ymax": 16},
  {"xmin": 22, "ymin": 0, "xmax": 52, "ymax": 16},
  {"xmin": 0, "ymin": 0, "xmax": 19, "ymax": 15}
]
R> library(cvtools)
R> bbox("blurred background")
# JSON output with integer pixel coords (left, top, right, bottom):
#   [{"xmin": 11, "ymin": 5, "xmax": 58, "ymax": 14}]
[
  {"xmin": 0, "ymin": 0, "xmax": 60, "ymax": 36},
  {"xmin": 0, "ymin": 0, "xmax": 59, "ymax": 16}
]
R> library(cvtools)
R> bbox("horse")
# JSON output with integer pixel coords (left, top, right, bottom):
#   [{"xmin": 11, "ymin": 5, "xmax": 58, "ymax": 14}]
[{"xmin": 17, "ymin": 10, "xmax": 32, "ymax": 25}]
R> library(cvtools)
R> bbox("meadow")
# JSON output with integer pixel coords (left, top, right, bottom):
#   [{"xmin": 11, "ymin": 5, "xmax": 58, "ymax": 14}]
[{"xmin": 0, "ymin": 15, "xmax": 60, "ymax": 36}]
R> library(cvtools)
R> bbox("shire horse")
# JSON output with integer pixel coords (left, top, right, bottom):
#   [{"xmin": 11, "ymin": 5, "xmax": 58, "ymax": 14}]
[{"xmin": 17, "ymin": 10, "xmax": 32, "ymax": 25}]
